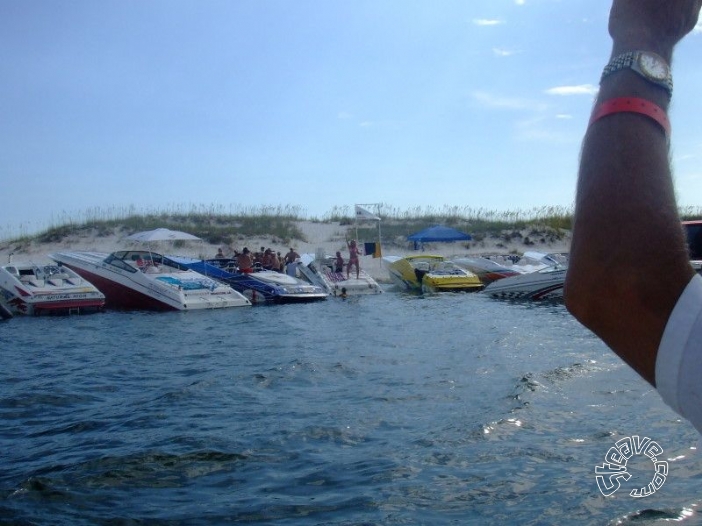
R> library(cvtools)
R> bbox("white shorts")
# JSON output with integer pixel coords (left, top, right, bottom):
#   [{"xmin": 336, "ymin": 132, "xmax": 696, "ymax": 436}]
[{"xmin": 656, "ymin": 274, "xmax": 702, "ymax": 433}]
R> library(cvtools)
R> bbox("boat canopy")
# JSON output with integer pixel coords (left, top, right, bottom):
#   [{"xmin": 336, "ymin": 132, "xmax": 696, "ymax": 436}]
[{"xmin": 407, "ymin": 225, "xmax": 471, "ymax": 243}]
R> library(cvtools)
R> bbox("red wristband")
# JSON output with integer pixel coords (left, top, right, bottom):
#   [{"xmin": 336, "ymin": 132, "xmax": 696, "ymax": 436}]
[{"xmin": 589, "ymin": 97, "xmax": 670, "ymax": 137}]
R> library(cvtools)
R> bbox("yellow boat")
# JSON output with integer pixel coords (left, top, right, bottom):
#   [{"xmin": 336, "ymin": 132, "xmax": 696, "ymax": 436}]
[{"xmin": 385, "ymin": 255, "xmax": 483, "ymax": 293}]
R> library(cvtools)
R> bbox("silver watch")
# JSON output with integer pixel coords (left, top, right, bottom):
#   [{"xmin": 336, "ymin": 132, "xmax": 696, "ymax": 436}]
[{"xmin": 601, "ymin": 51, "xmax": 673, "ymax": 98}]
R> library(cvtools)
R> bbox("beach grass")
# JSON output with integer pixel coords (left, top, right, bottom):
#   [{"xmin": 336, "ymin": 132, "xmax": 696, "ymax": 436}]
[{"xmin": 2, "ymin": 203, "xmax": 702, "ymax": 248}]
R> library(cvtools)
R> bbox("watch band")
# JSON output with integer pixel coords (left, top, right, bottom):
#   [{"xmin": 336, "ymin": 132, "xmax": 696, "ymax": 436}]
[
  {"xmin": 589, "ymin": 97, "xmax": 670, "ymax": 138},
  {"xmin": 601, "ymin": 51, "xmax": 673, "ymax": 98}
]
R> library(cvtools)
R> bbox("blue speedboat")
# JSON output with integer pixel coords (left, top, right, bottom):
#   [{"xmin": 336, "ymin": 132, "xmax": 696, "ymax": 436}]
[{"xmin": 170, "ymin": 257, "xmax": 328, "ymax": 304}]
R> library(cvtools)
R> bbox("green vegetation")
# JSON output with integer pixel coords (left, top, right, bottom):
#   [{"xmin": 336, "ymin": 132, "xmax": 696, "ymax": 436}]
[
  {"xmin": 2, "ymin": 203, "xmax": 702, "ymax": 248},
  {"xmin": 351, "ymin": 205, "xmax": 575, "ymax": 245}
]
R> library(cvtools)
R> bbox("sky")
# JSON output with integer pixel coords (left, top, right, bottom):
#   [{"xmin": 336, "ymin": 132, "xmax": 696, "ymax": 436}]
[{"xmin": 2, "ymin": 0, "xmax": 702, "ymax": 237}]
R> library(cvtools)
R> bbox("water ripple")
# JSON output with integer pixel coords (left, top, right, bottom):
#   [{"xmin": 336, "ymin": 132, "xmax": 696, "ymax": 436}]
[{"xmin": 2, "ymin": 293, "xmax": 702, "ymax": 524}]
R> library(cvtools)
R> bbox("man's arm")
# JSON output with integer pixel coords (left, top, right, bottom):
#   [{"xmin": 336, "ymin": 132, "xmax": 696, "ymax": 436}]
[{"xmin": 564, "ymin": 0, "xmax": 700, "ymax": 386}]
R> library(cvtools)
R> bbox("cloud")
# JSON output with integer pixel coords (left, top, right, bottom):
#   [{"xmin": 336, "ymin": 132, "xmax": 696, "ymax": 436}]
[
  {"xmin": 515, "ymin": 0, "xmax": 526, "ymax": 5},
  {"xmin": 544, "ymin": 84, "xmax": 598, "ymax": 96},
  {"xmin": 493, "ymin": 47, "xmax": 518, "ymax": 57},
  {"xmin": 338, "ymin": 111, "xmax": 353, "ymax": 120},
  {"xmin": 695, "ymin": 19, "xmax": 702, "ymax": 33},
  {"xmin": 515, "ymin": 116, "xmax": 578, "ymax": 144},
  {"xmin": 471, "ymin": 91, "xmax": 548, "ymax": 112},
  {"xmin": 473, "ymin": 19, "xmax": 503, "ymax": 26}
]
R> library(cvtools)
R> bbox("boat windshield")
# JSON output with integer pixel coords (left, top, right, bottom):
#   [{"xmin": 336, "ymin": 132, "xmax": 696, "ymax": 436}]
[
  {"xmin": 105, "ymin": 251, "xmax": 190, "ymax": 272},
  {"xmin": 105, "ymin": 251, "xmax": 143, "ymax": 273}
]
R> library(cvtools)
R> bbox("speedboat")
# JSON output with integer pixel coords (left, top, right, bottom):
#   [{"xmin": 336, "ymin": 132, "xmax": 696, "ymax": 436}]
[
  {"xmin": 298, "ymin": 252, "xmax": 383, "ymax": 296},
  {"xmin": 0, "ymin": 262, "xmax": 105, "ymax": 316},
  {"xmin": 452, "ymin": 256, "xmax": 522, "ymax": 285},
  {"xmin": 50, "ymin": 250, "xmax": 251, "ymax": 311},
  {"xmin": 384, "ymin": 255, "xmax": 483, "ymax": 293},
  {"xmin": 169, "ymin": 257, "xmax": 328, "ymax": 304},
  {"xmin": 483, "ymin": 263, "xmax": 567, "ymax": 300}
]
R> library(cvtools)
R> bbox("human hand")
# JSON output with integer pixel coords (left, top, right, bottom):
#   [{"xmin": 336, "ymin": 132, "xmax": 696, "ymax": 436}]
[{"xmin": 609, "ymin": 0, "xmax": 702, "ymax": 59}]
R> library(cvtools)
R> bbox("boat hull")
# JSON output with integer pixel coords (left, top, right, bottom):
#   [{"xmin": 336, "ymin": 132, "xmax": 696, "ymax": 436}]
[
  {"xmin": 452, "ymin": 257, "xmax": 522, "ymax": 285},
  {"xmin": 0, "ymin": 263, "xmax": 105, "ymax": 316},
  {"xmin": 483, "ymin": 268, "xmax": 567, "ymax": 300},
  {"xmin": 297, "ymin": 255, "xmax": 383, "ymax": 297},
  {"xmin": 172, "ymin": 258, "xmax": 328, "ymax": 304},
  {"xmin": 51, "ymin": 251, "xmax": 251, "ymax": 311},
  {"xmin": 386, "ymin": 255, "xmax": 483, "ymax": 293}
]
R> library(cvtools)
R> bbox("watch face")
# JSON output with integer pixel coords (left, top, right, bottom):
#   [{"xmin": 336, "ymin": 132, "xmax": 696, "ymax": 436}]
[{"xmin": 639, "ymin": 53, "xmax": 669, "ymax": 81}]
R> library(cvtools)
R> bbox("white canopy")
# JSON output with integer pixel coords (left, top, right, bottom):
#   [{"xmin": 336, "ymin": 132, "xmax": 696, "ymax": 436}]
[{"xmin": 126, "ymin": 228, "xmax": 202, "ymax": 242}]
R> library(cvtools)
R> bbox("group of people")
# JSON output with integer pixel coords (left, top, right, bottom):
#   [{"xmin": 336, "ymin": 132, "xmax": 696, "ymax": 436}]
[
  {"xmin": 212, "ymin": 240, "xmax": 364, "ymax": 280},
  {"xmin": 331, "ymin": 239, "xmax": 361, "ymax": 279},
  {"xmin": 214, "ymin": 246, "xmax": 302, "ymax": 275}
]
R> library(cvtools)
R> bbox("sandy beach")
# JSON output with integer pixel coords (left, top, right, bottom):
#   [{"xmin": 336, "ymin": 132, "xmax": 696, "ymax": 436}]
[{"xmin": 0, "ymin": 221, "xmax": 571, "ymax": 283}]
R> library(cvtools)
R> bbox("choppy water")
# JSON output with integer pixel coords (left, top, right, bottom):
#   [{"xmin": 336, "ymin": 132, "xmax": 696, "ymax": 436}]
[{"xmin": 2, "ymin": 290, "xmax": 702, "ymax": 525}]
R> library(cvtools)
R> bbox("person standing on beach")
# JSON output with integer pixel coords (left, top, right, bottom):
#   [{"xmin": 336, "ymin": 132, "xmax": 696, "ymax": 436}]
[{"xmin": 564, "ymin": 0, "xmax": 702, "ymax": 433}]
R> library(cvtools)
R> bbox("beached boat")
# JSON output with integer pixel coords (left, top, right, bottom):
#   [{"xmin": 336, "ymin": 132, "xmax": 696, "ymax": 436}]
[
  {"xmin": 298, "ymin": 252, "xmax": 383, "ymax": 296},
  {"xmin": 452, "ymin": 256, "xmax": 522, "ymax": 285},
  {"xmin": 483, "ymin": 264, "xmax": 567, "ymax": 300},
  {"xmin": 170, "ymin": 257, "xmax": 328, "ymax": 304},
  {"xmin": 50, "ymin": 250, "xmax": 251, "ymax": 311},
  {"xmin": 384, "ymin": 255, "xmax": 483, "ymax": 293},
  {"xmin": 0, "ymin": 262, "xmax": 105, "ymax": 316}
]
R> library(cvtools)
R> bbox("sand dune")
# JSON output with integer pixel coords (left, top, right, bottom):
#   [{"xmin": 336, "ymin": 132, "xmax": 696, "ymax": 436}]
[{"xmin": 0, "ymin": 221, "xmax": 570, "ymax": 282}]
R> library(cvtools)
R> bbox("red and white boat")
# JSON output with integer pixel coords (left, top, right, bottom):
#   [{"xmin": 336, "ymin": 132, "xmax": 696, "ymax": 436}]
[
  {"xmin": 0, "ymin": 261, "xmax": 105, "ymax": 316},
  {"xmin": 452, "ymin": 256, "xmax": 522, "ymax": 284},
  {"xmin": 50, "ymin": 250, "xmax": 251, "ymax": 311}
]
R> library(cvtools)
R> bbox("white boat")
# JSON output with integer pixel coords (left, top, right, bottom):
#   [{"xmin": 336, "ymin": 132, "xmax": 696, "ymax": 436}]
[
  {"xmin": 0, "ymin": 262, "xmax": 105, "ymax": 316},
  {"xmin": 483, "ymin": 264, "xmax": 567, "ymax": 300},
  {"xmin": 298, "ymin": 251, "xmax": 383, "ymax": 296},
  {"xmin": 50, "ymin": 250, "xmax": 251, "ymax": 311}
]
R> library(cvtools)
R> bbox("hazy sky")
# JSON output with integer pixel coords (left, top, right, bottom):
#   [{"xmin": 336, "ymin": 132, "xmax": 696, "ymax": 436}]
[{"xmin": 2, "ymin": 1, "xmax": 702, "ymax": 237}]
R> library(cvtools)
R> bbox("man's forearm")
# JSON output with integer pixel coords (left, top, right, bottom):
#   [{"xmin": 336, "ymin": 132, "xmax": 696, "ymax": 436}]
[{"xmin": 564, "ymin": 3, "xmax": 698, "ymax": 385}]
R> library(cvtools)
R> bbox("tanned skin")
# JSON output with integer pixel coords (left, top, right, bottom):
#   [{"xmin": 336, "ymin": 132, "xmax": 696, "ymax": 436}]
[{"xmin": 564, "ymin": 0, "xmax": 701, "ymax": 386}]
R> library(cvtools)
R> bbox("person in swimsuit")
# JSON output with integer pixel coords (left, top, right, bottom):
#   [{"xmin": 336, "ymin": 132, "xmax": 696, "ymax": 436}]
[
  {"xmin": 347, "ymin": 240, "xmax": 360, "ymax": 279},
  {"xmin": 334, "ymin": 251, "xmax": 344, "ymax": 273},
  {"xmin": 235, "ymin": 247, "xmax": 253, "ymax": 273}
]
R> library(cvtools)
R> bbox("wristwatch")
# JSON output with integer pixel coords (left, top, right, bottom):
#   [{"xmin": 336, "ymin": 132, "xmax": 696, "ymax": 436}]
[{"xmin": 601, "ymin": 51, "xmax": 673, "ymax": 98}]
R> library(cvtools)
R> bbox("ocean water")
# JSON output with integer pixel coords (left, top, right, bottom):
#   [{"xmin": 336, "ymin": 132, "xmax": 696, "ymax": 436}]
[{"xmin": 2, "ymin": 290, "xmax": 702, "ymax": 525}]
